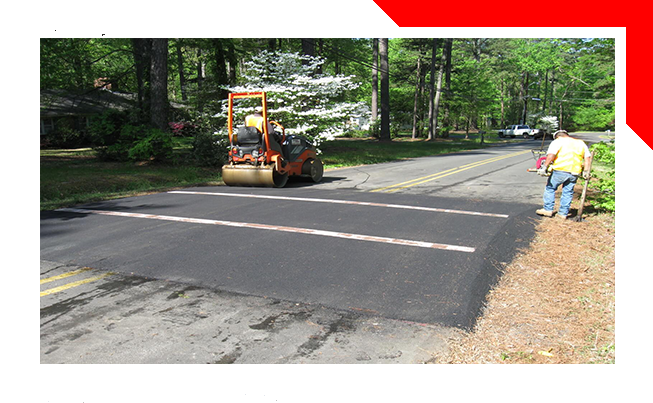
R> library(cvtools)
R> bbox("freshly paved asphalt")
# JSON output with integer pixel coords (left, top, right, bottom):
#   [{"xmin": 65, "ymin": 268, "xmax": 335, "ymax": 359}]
[{"xmin": 41, "ymin": 140, "xmax": 550, "ymax": 329}]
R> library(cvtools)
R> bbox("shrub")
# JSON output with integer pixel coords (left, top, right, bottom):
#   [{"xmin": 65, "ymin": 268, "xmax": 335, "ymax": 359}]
[
  {"xmin": 128, "ymin": 128, "xmax": 173, "ymax": 162},
  {"xmin": 591, "ymin": 141, "xmax": 615, "ymax": 165},
  {"xmin": 169, "ymin": 121, "xmax": 199, "ymax": 137},
  {"xmin": 89, "ymin": 110, "xmax": 173, "ymax": 162},
  {"xmin": 43, "ymin": 116, "xmax": 90, "ymax": 148},
  {"xmin": 192, "ymin": 132, "xmax": 229, "ymax": 167},
  {"xmin": 368, "ymin": 119, "xmax": 380, "ymax": 138},
  {"xmin": 89, "ymin": 110, "xmax": 132, "ymax": 147},
  {"xmin": 588, "ymin": 141, "xmax": 615, "ymax": 213},
  {"xmin": 45, "ymin": 126, "xmax": 87, "ymax": 148}
]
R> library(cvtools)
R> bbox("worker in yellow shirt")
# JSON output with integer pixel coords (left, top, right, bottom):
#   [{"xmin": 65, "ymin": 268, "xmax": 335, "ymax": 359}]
[
  {"xmin": 536, "ymin": 130, "xmax": 592, "ymax": 219},
  {"xmin": 245, "ymin": 106, "xmax": 276, "ymax": 135},
  {"xmin": 244, "ymin": 106, "xmax": 282, "ymax": 151}
]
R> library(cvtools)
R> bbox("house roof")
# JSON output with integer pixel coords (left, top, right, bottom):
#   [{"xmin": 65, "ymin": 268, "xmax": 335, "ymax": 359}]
[{"xmin": 40, "ymin": 89, "xmax": 138, "ymax": 118}]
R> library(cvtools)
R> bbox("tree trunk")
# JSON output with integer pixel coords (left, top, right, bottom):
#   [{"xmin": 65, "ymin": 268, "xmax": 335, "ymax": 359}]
[
  {"xmin": 411, "ymin": 54, "xmax": 423, "ymax": 140},
  {"xmin": 542, "ymin": 70, "xmax": 549, "ymax": 113},
  {"xmin": 316, "ymin": 39, "xmax": 324, "ymax": 75},
  {"xmin": 443, "ymin": 38, "xmax": 453, "ymax": 136},
  {"xmin": 212, "ymin": 39, "xmax": 229, "ymax": 99},
  {"xmin": 432, "ymin": 42, "xmax": 446, "ymax": 138},
  {"xmin": 371, "ymin": 39, "xmax": 379, "ymax": 127},
  {"xmin": 417, "ymin": 64, "xmax": 426, "ymax": 137},
  {"xmin": 379, "ymin": 38, "xmax": 391, "ymax": 141},
  {"xmin": 500, "ymin": 80, "xmax": 506, "ymax": 128},
  {"xmin": 301, "ymin": 38, "xmax": 315, "ymax": 57},
  {"xmin": 196, "ymin": 49, "xmax": 204, "ymax": 113},
  {"xmin": 522, "ymin": 72, "xmax": 530, "ymax": 124},
  {"xmin": 548, "ymin": 70, "xmax": 556, "ymax": 115},
  {"xmin": 226, "ymin": 39, "xmax": 238, "ymax": 85},
  {"xmin": 175, "ymin": 40, "xmax": 187, "ymax": 101},
  {"xmin": 150, "ymin": 38, "xmax": 168, "ymax": 131},
  {"xmin": 301, "ymin": 38, "xmax": 319, "ymax": 75},
  {"xmin": 427, "ymin": 38, "xmax": 439, "ymax": 141},
  {"xmin": 131, "ymin": 38, "xmax": 151, "ymax": 121},
  {"xmin": 519, "ymin": 72, "xmax": 526, "ymax": 124}
]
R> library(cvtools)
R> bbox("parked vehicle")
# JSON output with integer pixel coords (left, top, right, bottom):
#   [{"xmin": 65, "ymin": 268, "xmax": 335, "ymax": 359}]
[
  {"xmin": 530, "ymin": 128, "xmax": 553, "ymax": 140},
  {"xmin": 497, "ymin": 125, "xmax": 531, "ymax": 138}
]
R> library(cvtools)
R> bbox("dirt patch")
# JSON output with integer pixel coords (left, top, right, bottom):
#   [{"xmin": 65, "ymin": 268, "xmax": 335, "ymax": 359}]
[{"xmin": 434, "ymin": 195, "xmax": 615, "ymax": 364}]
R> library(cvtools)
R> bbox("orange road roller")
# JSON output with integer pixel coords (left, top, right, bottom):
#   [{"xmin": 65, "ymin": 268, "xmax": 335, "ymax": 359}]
[{"xmin": 221, "ymin": 91, "xmax": 324, "ymax": 187}]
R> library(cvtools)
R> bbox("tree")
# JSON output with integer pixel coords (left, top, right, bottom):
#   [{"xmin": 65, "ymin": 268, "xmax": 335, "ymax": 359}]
[
  {"xmin": 212, "ymin": 39, "xmax": 231, "ymax": 99},
  {"xmin": 379, "ymin": 38, "xmax": 391, "ymax": 141},
  {"xmin": 431, "ymin": 39, "xmax": 447, "ymax": 139},
  {"xmin": 225, "ymin": 51, "xmax": 363, "ymax": 150},
  {"xmin": 131, "ymin": 39, "xmax": 151, "ymax": 120},
  {"xmin": 149, "ymin": 38, "xmax": 169, "ymax": 131},
  {"xmin": 411, "ymin": 48, "xmax": 425, "ymax": 139},
  {"xmin": 427, "ymin": 39, "xmax": 439, "ymax": 140},
  {"xmin": 175, "ymin": 39, "xmax": 188, "ymax": 101},
  {"xmin": 371, "ymin": 39, "xmax": 379, "ymax": 126}
]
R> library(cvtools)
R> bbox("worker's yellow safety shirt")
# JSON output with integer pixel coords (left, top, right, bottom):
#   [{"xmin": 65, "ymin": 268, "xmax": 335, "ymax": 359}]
[
  {"xmin": 245, "ymin": 114, "xmax": 265, "ymax": 132},
  {"xmin": 546, "ymin": 136, "xmax": 590, "ymax": 175}
]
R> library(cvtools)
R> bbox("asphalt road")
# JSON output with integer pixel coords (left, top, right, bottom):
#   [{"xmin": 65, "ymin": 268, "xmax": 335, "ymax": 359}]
[{"xmin": 40, "ymin": 134, "xmax": 605, "ymax": 363}]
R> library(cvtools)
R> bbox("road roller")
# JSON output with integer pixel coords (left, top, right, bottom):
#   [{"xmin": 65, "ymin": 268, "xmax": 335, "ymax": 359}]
[{"xmin": 221, "ymin": 91, "xmax": 324, "ymax": 187}]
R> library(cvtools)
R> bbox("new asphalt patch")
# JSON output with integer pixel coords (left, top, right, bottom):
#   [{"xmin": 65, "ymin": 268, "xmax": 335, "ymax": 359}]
[{"xmin": 40, "ymin": 187, "xmax": 539, "ymax": 329}]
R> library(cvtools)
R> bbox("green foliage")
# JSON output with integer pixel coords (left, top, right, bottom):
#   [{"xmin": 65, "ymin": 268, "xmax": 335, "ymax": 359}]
[
  {"xmin": 590, "ymin": 140, "xmax": 616, "ymax": 165},
  {"xmin": 43, "ymin": 117, "xmax": 89, "ymax": 148},
  {"xmin": 368, "ymin": 118, "xmax": 381, "ymax": 138},
  {"xmin": 588, "ymin": 141, "xmax": 615, "ymax": 213},
  {"xmin": 40, "ymin": 38, "xmax": 134, "ymax": 91},
  {"xmin": 89, "ymin": 110, "xmax": 172, "ymax": 162},
  {"xmin": 573, "ymin": 104, "xmax": 615, "ymax": 131},
  {"xmin": 192, "ymin": 132, "xmax": 229, "ymax": 167},
  {"xmin": 128, "ymin": 128, "xmax": 173, "ymax": 162},
  {"xmin": 340, "ymin": 130, "xmax": 371, "ymax": 139}
]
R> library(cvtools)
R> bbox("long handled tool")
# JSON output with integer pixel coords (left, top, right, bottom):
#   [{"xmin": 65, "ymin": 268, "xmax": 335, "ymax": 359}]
[
  {"xmin": 526, "ymin": 132, "xmax": 550, "ymax": 172},
  {"xmin": 573, "ymin": 151, "xmax": 595, "ymax": 222}
]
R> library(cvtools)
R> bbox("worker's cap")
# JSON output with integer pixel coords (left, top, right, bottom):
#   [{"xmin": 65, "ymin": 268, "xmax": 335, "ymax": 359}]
[
  {"xmin": 254, "ymin": 106, "xmax": 263, "ymax": 113},
  {"xmin": 553, "ymin": 130, "xmax": 568, "ymax": 138}
]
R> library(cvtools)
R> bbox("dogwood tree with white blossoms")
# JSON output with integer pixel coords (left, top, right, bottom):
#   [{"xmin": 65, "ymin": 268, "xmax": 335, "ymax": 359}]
[
  {"xmin": 538, "ymin": 115, "xmax": 559, "ymax": 133},
  {"xmin": 219, "ymin": 51, "xmax": 364, "ymax": 151}
]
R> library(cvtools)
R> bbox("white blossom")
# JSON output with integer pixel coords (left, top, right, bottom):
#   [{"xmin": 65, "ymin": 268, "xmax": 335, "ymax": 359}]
[{"xmin": 226, "ymin": 50, "xmax": 362, "ymax": 150}]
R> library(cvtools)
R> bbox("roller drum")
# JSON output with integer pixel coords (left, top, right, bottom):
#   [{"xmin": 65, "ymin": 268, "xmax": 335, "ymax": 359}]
[{"xmin": 222, "ymin": 164, "xmax": 288, "ymax": 187}]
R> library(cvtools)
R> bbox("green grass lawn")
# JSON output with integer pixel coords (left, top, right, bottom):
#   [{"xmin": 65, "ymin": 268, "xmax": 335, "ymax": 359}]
[
  {"xmin": 40, "ymin": 136, "xmax": 502, "ymax": 211},
  {"xmin": 320, "ymin": 137, "xmax": 489, "ymax": 168},
  {"xmin": 40, "ymin": 150, "xmax": 222, "ymax": 211}
]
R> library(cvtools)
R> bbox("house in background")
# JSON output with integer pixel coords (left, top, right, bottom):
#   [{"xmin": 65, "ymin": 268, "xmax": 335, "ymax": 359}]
[{"xmin": 40, "ymin": 89, "xmax": 137, "ymax": 136}]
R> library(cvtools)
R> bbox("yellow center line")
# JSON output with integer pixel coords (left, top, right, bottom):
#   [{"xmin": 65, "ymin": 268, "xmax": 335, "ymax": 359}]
[
  {"xmin": 40, "ymin": 267, "xmax": 92, "ymax": 285},
  {"xmin": 40, "ymin": 272, "xmax": 114, "ymax": 297},
  {"xmin": 371, "ymin": 150, "xmax": 531, "ymax": 193}
]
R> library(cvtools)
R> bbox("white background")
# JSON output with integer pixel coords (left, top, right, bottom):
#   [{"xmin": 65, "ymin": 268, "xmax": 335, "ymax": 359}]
[
  {"xmin": 2, "ymin": 0, "xmax": 369, "ymax": 31},
  {"xmin": 15, "ymin": 1, "xmax": 645, "ymax": 401}
]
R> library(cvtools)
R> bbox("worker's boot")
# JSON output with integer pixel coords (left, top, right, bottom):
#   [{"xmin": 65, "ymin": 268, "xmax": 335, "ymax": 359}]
[{"xmin": 536, "ymin": 209, "xmax": 554, "ymax": 217}]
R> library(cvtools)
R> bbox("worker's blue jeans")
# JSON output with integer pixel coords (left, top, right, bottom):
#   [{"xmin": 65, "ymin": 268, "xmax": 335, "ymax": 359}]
[{"xmin": 543, "ymin": 170, "xmax": 578, "ymax": 216}]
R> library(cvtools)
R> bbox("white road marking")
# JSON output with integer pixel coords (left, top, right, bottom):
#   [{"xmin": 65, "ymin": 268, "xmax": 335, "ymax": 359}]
[
  {"xmin": 168, "ymin": 190, "xmax": 509, "ymax": 218},
  {"xmin": 57, "ymin": 208, "xmax": 476, "ymax": 253}
]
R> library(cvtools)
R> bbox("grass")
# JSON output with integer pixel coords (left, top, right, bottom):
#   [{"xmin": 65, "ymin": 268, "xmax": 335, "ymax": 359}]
[
  {"xmin": 320, "ymin": 136, "xmax": 492, "ymax": 169},
  {"xmin": 40, "ymin": 135, "xmax": 506, "ymax": 211},
  {"xmin": 40, "ymin": 148, "xmax": 222, "ymax": 211}
]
